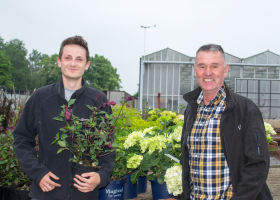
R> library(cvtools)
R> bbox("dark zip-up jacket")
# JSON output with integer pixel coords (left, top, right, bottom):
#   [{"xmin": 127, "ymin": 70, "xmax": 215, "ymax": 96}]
[
  {"xmin": 180, "ymin": 83, "xmax": 272, "ymax": 200},
  {"xmin": 13, "ymin": 77, "xmax": 115, "ymax": 200}
]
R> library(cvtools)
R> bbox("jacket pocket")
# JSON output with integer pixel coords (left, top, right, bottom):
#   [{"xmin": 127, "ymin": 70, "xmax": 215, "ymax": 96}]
[{"xmin": 255, "ymin": 132, "xmax": 260, "ymax": 155}]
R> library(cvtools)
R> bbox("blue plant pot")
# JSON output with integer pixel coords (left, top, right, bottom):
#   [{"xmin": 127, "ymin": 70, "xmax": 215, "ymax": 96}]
[
  {"xmin": 98, "ymin": 179, "xmax": 126, "ymax": 200},
  {"xmin": 137, "ymin": 171, "xmax": 148, "ymax": 194},
  {"xmin": 124, "ymin": 174, "xmax": 138, "ymax": 199},
  {"xmin": 150, "ymin": 179, "xmax": 173, "ymax": 200}
]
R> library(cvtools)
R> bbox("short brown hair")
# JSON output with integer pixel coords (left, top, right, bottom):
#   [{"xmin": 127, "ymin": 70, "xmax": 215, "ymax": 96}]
[{"xmin": 59, "ymin": 36, "xmax": 90, "ymax": 62}]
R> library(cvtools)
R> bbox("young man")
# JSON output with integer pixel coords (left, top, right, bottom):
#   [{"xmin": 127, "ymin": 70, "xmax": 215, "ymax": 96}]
[
  {"xmin": 13, "ymin": 36, "xmax": 115, "ymax": 200},
  {"xmin": 180, "ymin": 44, "xmax": 272, "ymax": 199}
]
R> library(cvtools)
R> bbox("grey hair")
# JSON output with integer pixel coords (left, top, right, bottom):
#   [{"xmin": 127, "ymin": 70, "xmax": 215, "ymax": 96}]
[{"xmin": 195, "ymin": 44, "xmax": 225, "ymax": 62}]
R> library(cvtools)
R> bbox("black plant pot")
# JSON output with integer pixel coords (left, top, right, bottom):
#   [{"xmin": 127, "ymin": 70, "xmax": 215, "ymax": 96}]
[
  {"xmin": 70, "ymin": 162, "xmax": 100, "ymax": 200},
  {"xmin": 0, "ymin": 186, "xmax": 3, "ymax": 200},
  {"xmin": 3, "ymin": 183, "xmax": 30, "ymax": 200}
]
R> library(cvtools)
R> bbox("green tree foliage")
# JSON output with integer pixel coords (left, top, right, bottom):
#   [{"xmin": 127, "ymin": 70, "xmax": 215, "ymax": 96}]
[
  {"xmin": 37, "ymin": 54, "xmax": 61, "ymax": 86},
  {"xmin": 0, "ymin": 50, "xmax": 13, "ymax": 88},
  {"xmin": 0, "ymin": 37, "xmax": 30, "ymax": 89},
  {"xmin": 84, "ymin": 54, "xmax": 122, "ymax": 90}
]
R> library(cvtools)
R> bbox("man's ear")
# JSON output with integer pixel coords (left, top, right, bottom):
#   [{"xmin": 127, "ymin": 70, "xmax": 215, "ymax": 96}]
[
  {"xmin": 224, "ymin": 64, "xmax": 229, "ymax": 77},
  {"xmin": 85, "ymin": 61, "xmax": 90, "ymax": 70},
  {"xmin": 57, "ymin": 58, "xmax": 61, "ymax": 68}
]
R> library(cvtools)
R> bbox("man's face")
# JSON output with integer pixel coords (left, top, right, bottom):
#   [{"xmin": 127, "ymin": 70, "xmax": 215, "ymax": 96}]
[
  {"xmin": 57, "ymin": 44, "xmax": 90, "ymax": 81},
  {"xmin": 194, "ymin": 51, "xmax": 229, "ymax": 96}
]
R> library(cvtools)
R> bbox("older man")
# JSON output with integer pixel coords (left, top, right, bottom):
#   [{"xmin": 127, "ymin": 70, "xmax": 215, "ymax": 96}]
[{"xmin": 180, "ymin": 44, "xmax": 272, "ymax": 199}]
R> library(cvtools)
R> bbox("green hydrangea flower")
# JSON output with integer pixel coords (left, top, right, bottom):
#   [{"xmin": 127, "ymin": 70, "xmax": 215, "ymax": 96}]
[{"xmin": 127, "ymin": 154, "xmax": 143, "ymax": 169}]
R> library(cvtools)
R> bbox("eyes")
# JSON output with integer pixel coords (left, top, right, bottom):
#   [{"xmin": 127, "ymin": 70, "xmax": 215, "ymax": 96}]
[
  {"xmin": 197, "ymin": 65, "xmax": 219, "ymax": 69},
  {"xmin": 64, "ymin": 57, "xmax": 83, "ymax": 62}
]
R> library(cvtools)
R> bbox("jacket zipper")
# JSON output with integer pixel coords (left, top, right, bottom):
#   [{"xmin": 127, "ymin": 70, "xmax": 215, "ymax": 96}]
[{"xmin": 255, "ymin": 132, "xmax": 260, "ymax": 155}]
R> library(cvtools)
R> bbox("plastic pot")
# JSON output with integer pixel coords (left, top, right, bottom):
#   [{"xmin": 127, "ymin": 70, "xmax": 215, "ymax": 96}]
[
  {"xmin": 150, "ymin": 179, "xmax": 173, "ymax": 200},
  {"xmin": 137, "ymin": 171, "xmax": 148, "ymax": 194},
  {"xmin": 123, "ymin": 174, "xmax": 137, "ymax": 199},
  {"xmin": 70, "ymin": 162, "xmax": 100, "ymax": 200},
  {"xmin": 98, "ymin": 179, "xmax": 126, "ymax": 200}
]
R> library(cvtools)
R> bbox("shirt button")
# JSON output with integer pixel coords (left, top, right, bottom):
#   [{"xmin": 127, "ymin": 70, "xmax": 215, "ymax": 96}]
[{"xmin": 195, "ymin": 155, "xmax": 197, "ymax": 157}]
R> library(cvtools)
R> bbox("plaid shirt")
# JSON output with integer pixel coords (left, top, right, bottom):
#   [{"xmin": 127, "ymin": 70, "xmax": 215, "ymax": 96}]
[{"xmin": 187, "ymin": 85, "xmax": 233, "ymax": 200}]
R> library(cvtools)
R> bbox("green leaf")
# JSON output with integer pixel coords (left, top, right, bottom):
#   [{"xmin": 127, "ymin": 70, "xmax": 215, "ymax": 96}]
[
  {"xmin": 157, "ymin": 172, "xmax": 165, "ymax": 184},
  {"xmin": 147, "ymin": 174, "xmax": 155, "ymax": 181},
  {"xmin": 53, "ymin": 116, "xmax": 64, "ymax": 121},
  {"xmin": 51, "ymin": 139, "xmax": 58, "ymax": 145},
  {"xmin": 57, "ymin": 140, "xmax": 66, "ymax": 147},
  {"xmin": 81, "ymin": 147, "xmax": 86, "ymax": 152},
  {"xmin": 60, "ymin": 134, "xmax": 68, "ymax": 140},
  {"xmin": 59, "ymin": 128, "xmax": 68, "ymax": 133},
  {"xmin": 131, "ymin": 170, "xmax": 140, "ymax": 185},
  {"xmin": 112, "ymin": 143, "xmax": 118, "ymax": 147},
  {"xmin": 150, "ymin": 158, "xmax": 160, "ymax": 167},
  {"xmin": 86, "ymin": 105, "xmax": 93, "ymax": 111},
  {"xmin": 10, "ymin": 163, "xmax": 16, "ymax": 168},
  {"xmin": 57, "ymin": 148, "xmax": 63, "ymax": 154},
  {"xmin": 0, "ymin": 160, "xmax": 8, "ymax": 164},
  {"xmin": 90, "ymin": 146, "xmax": 95, "ymax": 154},
  {"xmin": 68, "ymin": 99, "xmax": 76, "ymax": 106},
  {"xmin": 2, "ymin": 152, "xmax": 7, "ymax": 159}
]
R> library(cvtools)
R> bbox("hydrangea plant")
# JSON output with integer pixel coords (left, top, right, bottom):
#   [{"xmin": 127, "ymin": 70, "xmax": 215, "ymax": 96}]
[
  {"xmin": 265, "ymin": 122, "xmax": 277, "ymax": 144},
  {"xmin": 123, "ymin": 110, "xmax": 183, "ymax": 185}
]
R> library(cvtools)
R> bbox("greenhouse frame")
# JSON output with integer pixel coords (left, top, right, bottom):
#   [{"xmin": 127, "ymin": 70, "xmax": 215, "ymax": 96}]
[{"xmin": 138, "ymin": 48, "xmax": 280, "ymax": 119}]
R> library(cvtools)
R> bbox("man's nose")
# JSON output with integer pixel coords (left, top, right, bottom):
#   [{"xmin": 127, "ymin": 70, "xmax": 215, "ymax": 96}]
[
  {"xmin": 204, "ymin": 66, "xmax": 212, "ymax": 75},
  {"xmin": 70, "ymin": 59, "xmax": 76, "ymax": 66}
]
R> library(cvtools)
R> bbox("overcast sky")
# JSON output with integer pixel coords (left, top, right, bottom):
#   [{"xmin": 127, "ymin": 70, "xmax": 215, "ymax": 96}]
[{"xmin": 1, "ymin": 0, "xmax": 280, "ymax": 95}]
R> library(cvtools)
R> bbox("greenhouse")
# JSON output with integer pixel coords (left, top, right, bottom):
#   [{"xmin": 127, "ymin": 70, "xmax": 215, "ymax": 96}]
[{"xmin": 139, "ymin": 48, "xmax": 280, "ymax": 118}]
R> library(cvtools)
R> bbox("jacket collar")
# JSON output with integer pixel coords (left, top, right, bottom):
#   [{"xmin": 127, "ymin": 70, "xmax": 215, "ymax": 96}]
[
  {"xmin": 57, "ymin": 76, "xmax": 87, "ymax": 100},
  {"xmin": 183, "ymin": 82, "xmax": 237, "ymax": 113}
]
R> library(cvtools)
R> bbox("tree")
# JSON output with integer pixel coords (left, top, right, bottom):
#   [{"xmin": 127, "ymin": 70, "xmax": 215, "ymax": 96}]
[
  {"xmin": 37, "ymin": 53, "xmax": 61, "ymax": 86},
  {"xmin": 83, "ymin": 54, "xmax": 122, "ymax": 90},
  {"xmin": 28, "ymin": 49, "xmax": 48, "ymax": 89},
  {"xmin": 0, "ymin": 37, "xmax": 30, "ymax": 89},
  {"xmin": 0, "ymin": 50, "xmax": 13, "ymax": 88}
]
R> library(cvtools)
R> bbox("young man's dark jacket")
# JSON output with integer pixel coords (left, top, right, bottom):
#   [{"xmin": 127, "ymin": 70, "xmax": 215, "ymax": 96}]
[
  {"xmin": 13, "ymin": 77, "xmax": 116, "ymax": 200},
  {"xmin": 180, "ymin": 83, "xmax": 272, "ymax": 200}
]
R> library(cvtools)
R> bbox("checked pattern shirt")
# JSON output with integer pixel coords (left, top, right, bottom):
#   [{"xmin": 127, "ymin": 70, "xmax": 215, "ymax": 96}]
[{"xmin": 187, "ymin": 85, "xmax": 233, "ymax": 200}]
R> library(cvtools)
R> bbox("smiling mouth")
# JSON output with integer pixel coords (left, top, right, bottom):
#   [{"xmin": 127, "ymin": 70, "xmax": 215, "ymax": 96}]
[{"xmin": 204, "ymin": 79, "xmax": 213, "ymax": 82}]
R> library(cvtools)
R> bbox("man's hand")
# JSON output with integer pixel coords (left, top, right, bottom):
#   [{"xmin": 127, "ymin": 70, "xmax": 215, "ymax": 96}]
[
  {"xmin": 39, "ymin": 172, "xmax": 61, "ymax": 192},
  {"xmin": 73, "ymin": 172, "xmax": 100, "ymax": 193}
]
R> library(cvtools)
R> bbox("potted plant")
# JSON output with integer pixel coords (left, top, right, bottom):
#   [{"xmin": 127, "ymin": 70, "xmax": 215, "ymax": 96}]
[
  {"xmin": 98, "ymin": 131, "xmax": 128, "ymax": 200},
  {"xmin": 123, "ymin": 109, "xmax": 183, "ymax": 200},
  {"xmin": 52, "ymin": 94, "xmax": 133, "ymax": 194},
  {"xmin": 0, "ymin": 89, "xmax": 32, "ymax": 200}
]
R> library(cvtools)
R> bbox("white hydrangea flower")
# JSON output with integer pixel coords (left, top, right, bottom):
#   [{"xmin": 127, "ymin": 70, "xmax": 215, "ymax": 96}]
[{"xmin": 164, "ymin": 165, "xmax": 182, "ymax": 196}]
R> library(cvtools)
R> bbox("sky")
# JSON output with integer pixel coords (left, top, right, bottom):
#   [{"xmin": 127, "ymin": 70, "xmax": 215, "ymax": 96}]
[{"xmin": 1, "ymin": 0, "xmax": 280, "ymax": 95}]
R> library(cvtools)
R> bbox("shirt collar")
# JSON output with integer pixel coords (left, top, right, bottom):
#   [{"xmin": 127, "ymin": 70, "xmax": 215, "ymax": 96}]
[{"xmin": 197, "ymin": 85, "xmax": 226, "ymax": 106}]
